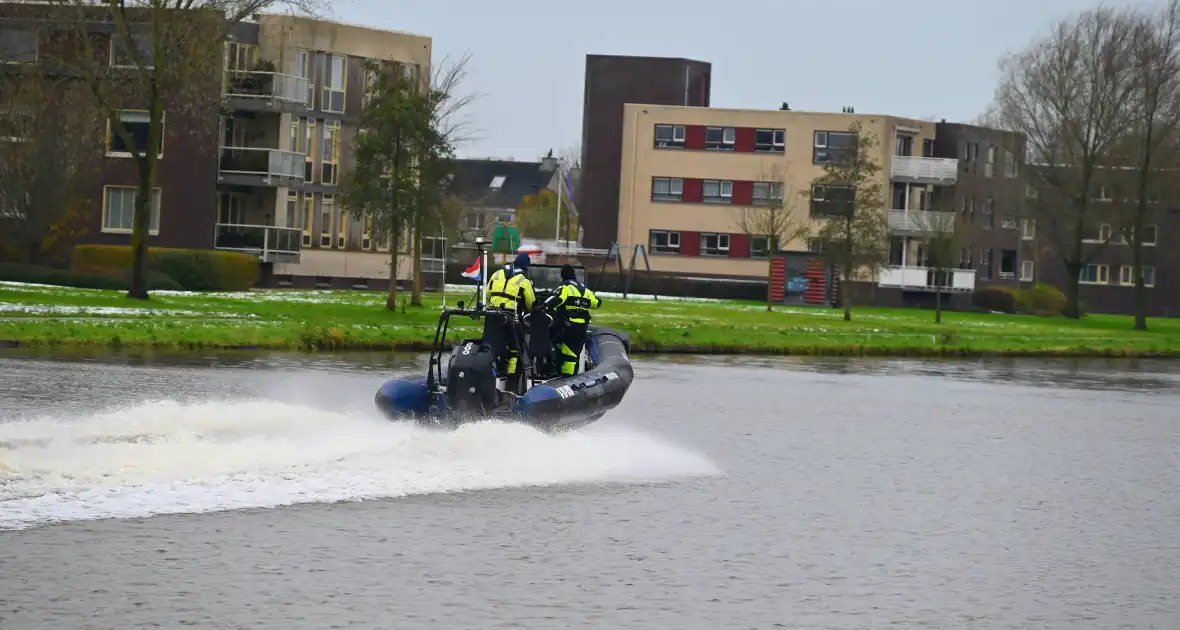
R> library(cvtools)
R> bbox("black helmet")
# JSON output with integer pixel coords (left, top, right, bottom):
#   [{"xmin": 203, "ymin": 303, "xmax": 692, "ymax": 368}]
[{"xmin": 560, "ymin": 264, "xmax": 576, "ymax": 281}]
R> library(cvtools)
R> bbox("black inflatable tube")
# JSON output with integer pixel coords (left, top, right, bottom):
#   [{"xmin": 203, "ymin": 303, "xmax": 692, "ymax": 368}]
[{"xmin": 515, "ymin": 325, "xmax": 634, "ymax": 431}]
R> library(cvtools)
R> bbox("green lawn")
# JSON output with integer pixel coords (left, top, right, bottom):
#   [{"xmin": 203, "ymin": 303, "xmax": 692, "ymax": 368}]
[{"xmin": 2, "ymin": 280, "xmax": 1179, "ymax": 356}]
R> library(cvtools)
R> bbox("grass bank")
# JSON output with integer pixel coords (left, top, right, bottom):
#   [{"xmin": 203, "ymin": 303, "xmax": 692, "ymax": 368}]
[{"xmin": 2, "ymin": 281, "xmax": 1180, "ymax": 357}]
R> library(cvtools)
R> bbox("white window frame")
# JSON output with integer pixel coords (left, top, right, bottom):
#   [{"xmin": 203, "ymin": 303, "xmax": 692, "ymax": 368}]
[
  {"xmin": 703, "ymin": 179, "xmax": 733, "ymax": 202},
  {"xmin": 651, "ymin": 177, "xmax": 683, "ymax": 201},
  {"xmin": 1120, "ymin": 265, "xmax": 1156, "ymax": 287},
  {"xmin": 700, "ymin": 232, "xmax": 730, "ymax": 256},
  {"xmin": 110, "ymin": 29, "xmax": 154, "ymax": 69},
  {"xmin": 754, "ymin": 128, "xmax": 785, "ymax": 152},
  {"xmin": 704, "ymin": 126, "xmax": 735, "ymax": 150},
  {"xmin": 1021, "ymin": 219, "xmax": 1035, "ymax": 240},
  {"xmin": 752, "ymin": 181, "xmax": 784, "ymax": 204},
  {"xmin": 649, "ymin": 229, "xmax": 680, "ymax": 254},
  {"xmin": 1079, "ymin": 263, "xmax": 1110, "ymax": 285},
  {"xmin": 106, "ymin": 110, "xmax": 164, "ymax": 159},
  {"xmin": 102, "ymin": 185, "xmax": 161, "ymax": 235},
  {"xmin": 654, "ymin": 124, "xmax": 686, "ymax": 148},
  {"xmin": 1142, "ymin": 224, "xmax": 1158, "ymax": 246},
  {"xmin": 1020, "ymin": 260, "xmax": 1034, "ymax": 281}
]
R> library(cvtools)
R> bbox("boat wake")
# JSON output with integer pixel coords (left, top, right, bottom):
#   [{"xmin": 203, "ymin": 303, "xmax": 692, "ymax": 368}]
[{"xmin": 0, "ymin": 400, "xmax": 718, "ymax": 530}]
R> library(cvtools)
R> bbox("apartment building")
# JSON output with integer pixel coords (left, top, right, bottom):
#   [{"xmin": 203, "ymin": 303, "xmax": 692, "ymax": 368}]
[
  {"xmin": 617, "ymin": 103, "xmax": 995, "ymax": 300},
  {"xmin": 0, "ymin": 8, "xmax": 437, "ymax": 290}
]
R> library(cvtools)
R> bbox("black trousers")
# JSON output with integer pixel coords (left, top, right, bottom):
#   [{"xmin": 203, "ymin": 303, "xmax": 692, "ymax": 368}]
[
  {"xmin": 554, "ymin": 322, "xmax": 588, "ymax": 375},
  {"xmin": 482, "ymin": 312, "xmax": 517, "ymax": 375}
]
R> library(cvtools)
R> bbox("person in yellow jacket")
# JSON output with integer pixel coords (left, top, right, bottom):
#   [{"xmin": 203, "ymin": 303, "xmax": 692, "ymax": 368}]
[
  {"xmin": 544, "ymin": 264, "xmax": 602, "ymax": 376},
  {"xmin": 483, "ymin": 253, "xmax": 537, "ymax": 387}
]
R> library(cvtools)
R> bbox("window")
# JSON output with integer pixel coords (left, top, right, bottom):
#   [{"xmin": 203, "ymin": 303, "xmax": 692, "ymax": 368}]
[
  {"xmin": 814, "ymin": 130, "xmax": 857, "ymax": 164},
  {"xmin": 984, "ymin": 146, "xmax": 996, "ymax": 177},
  {"xmin": 700, "ymin": 232, "xmax": 729, "ymax": 256},
  {"xmin": 961, "ymin": 195, "xmax": 975, "ymax": 219},
  {"xmin": 107, "ymin": 110, "xmax": 163, "ymax": 157},
  {"xmin": 302, "ymin": 193, "xmax": 314, "ymax": 247},
  {"xmin": 489, "ymin": 175, "xmax": 506, "ymax": 189},
  {"xmin": 958, "ymin": 247, "xmax": 973, "ymax": 270},
  {"xmin": 1025, "ymin": 184, "xmax": 1038, "ymax": 198},
  {"xmin": 321, "ymin": 120, "xmax": 340, "ymax": 185},
  {"xmin": 322, "ymin": 53, "xmax": 346, "ymax": 113},
  {"xmin": 0, "ymin": 29, "xmax": 37, "ymax": 62},
  {"xmin": 320, "ymin": 194, "xmax": 333, "ymax": 247},
  {"xmin": 651, "ymin": 177, "xmax": 683, "ymax": 201},
  {"xmin": 704, "ymin": 126, "xmax": 735, "ymax": 150},
  {"xmin": 1001, "ymin": 211, "xmax": 1018, "ymax": 229},
  {"xmin": 1085, "ymin": 223, "xmax": 1113, "ymax": 242},
  {"xmin": 1005, "ymin": 150, "xmax": 1018, "ymax": 177},
  {"xmin": 1079, "ymin": 263, "xmax": 1110, "ymax": 284},
  {"xmin": 218, "ymin": 192, "xmax": 245, "ymax": 225},
  {"xmin": 1021, "ymin": 260, "xmax": 1034, "ymax": 281},
  {"xmin": 979, "ymin": 248, "xmax": 992, "ymax": 280},
  {"xmin": 286, "ymin": 191, "xmax": 299, "ymax": 229},
  {"xmin": 752, "ymin": 181, "xmax": 784, "ymax": 205},
  {"xmin": 1119, "ymin": 265, "xmax": 1156, "ymax": 287},
  {"xmin": 337, "ymin": 204, "xmax": 348, "ymax": 248},
  {"xmin": 362, "ymin": 216, "xmax": 374, "ymax": 250},
  {"xmin": 649, "ymin": 230, "xmax": 680, "ymax": 254},
  {"xmin": 999, "ymin": 249, "xmax": 1017, "ymax": 278},
  {"xmin": 304, "ymin": 118, "xmax": 316, "ymax": 182},
  {"xmin": 654, "ymin": 124, "xmax": 685, "ymax": 148},
  {"xmin": 751, "ymin": 236, "xmax": 770, "ymax": 258},
  {"xmin": 294, "ymin": 49, "xmax": 313, "ymax": 106},
  {"xmin": 110, "ymin": 30, "xmax": 153, "ymax": 68},
  {"xmin": 755, "ymin": 128, "xmax": 785, "ymax": 152},
  {"xmin": 922, "ymin": 138, "xmax": 936, "ymax": 158},
  {"xmin": 703, "ymin": 179, "xmax": 733, "ymax": 203},
  {"xmin": 225, "ymin": 42, "xmax": 256, "ymax": 72},
  {"xmin": 103, "ymin": 186, "xmax": 160, "ymax": 234},
  {"xmin": 982, "ymin": 197, "xmax": 994, "ymax": 229},
  {"xmin": 1142, "ymin": 224, "xmax": 1158, "ymax": 246},
  {"xmin": 1022, "ymin": 219, "xmax": 1035, "ymax": 240},
  {"xmin": 963, "ymin": 142, "xmax": 979, "ymax": 162},
  {"xmin": 1093, "ymin": 186, "xmax": 1112, "ymax": 202},
  {"xmin": 810, "ymin": 184, "xmax": 855, "ymax": 217}
]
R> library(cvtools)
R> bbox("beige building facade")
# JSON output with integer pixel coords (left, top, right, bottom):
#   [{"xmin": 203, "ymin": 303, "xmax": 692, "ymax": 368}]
[
  {"xmin": 216, "ymin": 15, "xmax": 437, "ymax": 288},
  {"xmin": 617, "ymin": 103, "xmax": 969, "ymax": 289}
]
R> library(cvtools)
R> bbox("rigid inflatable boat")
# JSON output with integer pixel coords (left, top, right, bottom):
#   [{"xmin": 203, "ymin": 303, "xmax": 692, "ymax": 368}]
[{"xmin": 374, "ymin": 257, "xmax": 634, "ymax": 433}]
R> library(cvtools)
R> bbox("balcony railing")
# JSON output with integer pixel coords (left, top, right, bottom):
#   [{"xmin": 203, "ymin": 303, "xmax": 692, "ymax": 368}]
[
  {"xmin": 878, "ymin": 266, "xmax": 976, "ymax": 293},
  {"xmin": 214, "ymin": 223, "xmax": 302, "ymax": 263},
  {"xmin": 890, "ymin": 156, "xmax": 959, "ymax": 185},
  {"xmin": 225, "ymin": 71, "xmax": 310, "ymax": 108},
  {"xmin": 888, "ymin": 210, "xmax": 956, "ymax": 234},
  {"xmin": 219, "ymin": 147, "xmax": 304, "ymax": 185}
]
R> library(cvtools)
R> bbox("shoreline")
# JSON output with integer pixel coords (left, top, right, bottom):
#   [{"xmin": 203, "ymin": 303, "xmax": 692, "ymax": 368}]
[{"xmin": 2, "ymin": 337, "xmax": 1177, "ymax": 359}]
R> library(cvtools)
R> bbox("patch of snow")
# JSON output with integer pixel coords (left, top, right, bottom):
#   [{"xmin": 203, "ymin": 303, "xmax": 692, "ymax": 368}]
[{"xmin": 0, "ymin": 304, "xmax": 257, "ymax": 318}]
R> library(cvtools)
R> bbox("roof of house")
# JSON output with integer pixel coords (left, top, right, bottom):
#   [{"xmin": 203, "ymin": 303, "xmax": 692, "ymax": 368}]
[{"xmin": 450, "ymin": 158, "xmax": 557, "ymax": 210}]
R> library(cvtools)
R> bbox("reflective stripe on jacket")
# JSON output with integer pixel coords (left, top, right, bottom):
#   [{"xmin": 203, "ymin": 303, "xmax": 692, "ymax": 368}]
[
  {"xmin": 487, "ymin": 266, "xmax": 536, "ymax": 312},
  {"xmin": 556, "ymin": 281, "xmax": 601, "ymax": 324}
]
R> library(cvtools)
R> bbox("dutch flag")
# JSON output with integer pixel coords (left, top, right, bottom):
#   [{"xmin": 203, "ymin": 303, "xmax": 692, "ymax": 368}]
[{"xmin": 461, "ymin": 257, "xmax": 481, "ymax": 282}]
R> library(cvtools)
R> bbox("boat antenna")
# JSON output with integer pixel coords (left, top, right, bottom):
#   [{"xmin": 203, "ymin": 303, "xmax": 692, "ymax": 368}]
[{"xmin": 474, "ymin": 235, "xmax": 487, "ymax": 310}]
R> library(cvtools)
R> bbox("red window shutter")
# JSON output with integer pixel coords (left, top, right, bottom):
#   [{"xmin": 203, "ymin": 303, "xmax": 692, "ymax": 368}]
[
  {"xmin": 734, "ymin": 127, "xmax": 756, "ymax": 153},
  {"xmin": 729, "ymin": 233, "xmax": 750, "ymax": 258},
  {"xmin": 679, "ymin": 231, "xmax": 700, "ymax": 256},
  {"xmin": 684, "ymin": 125, "xmax": 705, "ymax": 150},
  {"xmin": 732, "ymin": 180, "xmax": 753, "ymax": 205},
  {"xmin": 681, "ymin": 178, "xmax": 703, "ymax": 203}
]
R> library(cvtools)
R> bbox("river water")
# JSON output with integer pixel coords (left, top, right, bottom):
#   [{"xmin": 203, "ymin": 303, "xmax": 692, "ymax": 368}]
[{"xmin": 1, "ymin": 350, "xmax": 1177, "ymax": 629}]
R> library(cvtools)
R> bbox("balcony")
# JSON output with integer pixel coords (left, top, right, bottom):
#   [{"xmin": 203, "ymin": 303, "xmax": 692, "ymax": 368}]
[
  {"xmin": 214, "ymin": 223, "xmax": 302, "ymax": 264},
  {"xmin": 878, "ymin": 266, "xmax": 976, "ymax": 293},
  {"xmin": 890, "ymin": 156, "xmax": 959, "ymax": 185},
  {"xmin": 888, "ymin": 210, "xmax": 956, "ymax": 236},
  {"xmin": 218, "ymin": 147, "xmax": 304, "ymax": 189},
  {"xmin": 224, "ymin": 71, "xmax": 310, "ymax": 114}
]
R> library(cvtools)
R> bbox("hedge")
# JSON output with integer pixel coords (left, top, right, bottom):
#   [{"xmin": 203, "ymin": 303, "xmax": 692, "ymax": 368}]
[
  {"xmin": 72, "ymin": 245, "xmax": 260, "ymax": 291},
  {"xmin": 1016, "ymin": 283, "xmax": 1067, "ymax": 316},
  {"xmin": 972, "ymin": 287, "xmax": 1018, "ymax": 313},
  {"xmin": 0, "ymin": 263, "xmax": 183, "ymax": 291}
]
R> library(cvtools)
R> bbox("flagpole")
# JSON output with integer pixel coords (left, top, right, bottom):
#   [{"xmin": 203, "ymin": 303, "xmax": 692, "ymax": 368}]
[{"xmin": 555, "ymin": 158, "xmax": 563, "ymax": 244}]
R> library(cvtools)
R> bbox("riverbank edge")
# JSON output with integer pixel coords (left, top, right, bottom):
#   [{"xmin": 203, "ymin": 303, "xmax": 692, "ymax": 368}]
[{"xmin": 2, "ymin": 337, "xmax": 1177, "ymax": 358}]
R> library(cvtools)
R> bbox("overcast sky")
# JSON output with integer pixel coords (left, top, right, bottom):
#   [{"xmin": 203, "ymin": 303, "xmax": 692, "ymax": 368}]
[{"xmin": 335, "ymin": 0, "xmax": 1143, "ymax": 162}]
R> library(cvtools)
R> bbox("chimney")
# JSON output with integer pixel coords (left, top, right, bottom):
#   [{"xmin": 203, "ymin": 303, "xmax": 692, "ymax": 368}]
[{"xmin": 780, "ymin": 102, "xmax": 790, "ymax": 111}]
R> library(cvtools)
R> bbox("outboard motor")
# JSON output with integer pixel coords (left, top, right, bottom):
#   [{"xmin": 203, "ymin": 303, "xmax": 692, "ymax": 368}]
[{"xmin": 445, "ymin": 340, "xmax": 498, "ymax": 413}]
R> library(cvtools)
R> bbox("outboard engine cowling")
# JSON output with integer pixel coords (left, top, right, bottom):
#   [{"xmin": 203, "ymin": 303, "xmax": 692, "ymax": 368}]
[{"xmin": 445, "ymin": 340, "xmax": 498, "ymax": 413}]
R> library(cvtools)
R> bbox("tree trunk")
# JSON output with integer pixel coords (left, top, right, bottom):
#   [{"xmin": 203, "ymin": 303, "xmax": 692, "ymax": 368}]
[
  {"xmin": 127, "ymin": 97, "xmax": 162, "ymax": 300},
  {"xmin": 1132, "ymin": 235, "xmax": 1147, "ymax": 330},
  {"xmin": 386, "ymin": 219, "xmax": 400, "ymax": 311},
  {"xmin": 1063, "ymin": 262, "xmax": 1082, "ymax": 319},
  {"xmin": 935, "ymin": 280, "xmax": 943, "ymax": 324},
  {"xmin": 841, "ymin": 267, "xmax": 851, "ymax": 322},
  {"xmin": 410, "ymin": 214, "xmax": 423, "ymax": 307}
]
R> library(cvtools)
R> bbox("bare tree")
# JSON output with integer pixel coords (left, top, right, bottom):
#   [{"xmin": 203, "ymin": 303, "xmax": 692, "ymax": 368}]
[
  {"xmin": 992, "ymin": 4, "xmax": 1139, "ymax": 318},
  {"xmin": 409, "ymin": 51, "xmax": 479, "ymax": 306},
  {"xmin": 801, "ymin": 122, "xmax": 890, "ymax": 322},
  {"xmin": 906, "ymin": 198, "xmax": 971, "ymax": 324},
  {"xmin": 0, "ymin": 70, "xmax": 105, "ymax": 265},
  {"xmin": 732, "ymin": 162, "xmax": 806, "ymax": 312},
  {"xmin": 37, "ymin": 0, "xmax": 326, "ymax": 300},
  {"xmin": 1116, "ymin": 0, "xmax": 1180, "ymax": 330}
]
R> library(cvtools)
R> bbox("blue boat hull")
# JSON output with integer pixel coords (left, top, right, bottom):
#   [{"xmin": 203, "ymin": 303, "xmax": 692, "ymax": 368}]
[{"xmin": 374, "ymin": 326, "xmax": 633, "ymax": 433}]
